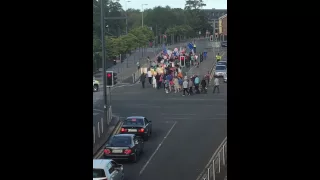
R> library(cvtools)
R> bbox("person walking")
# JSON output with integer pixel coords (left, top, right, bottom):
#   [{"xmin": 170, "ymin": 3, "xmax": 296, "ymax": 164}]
[
  {"xmin": 201, "ymin": 77, "xmax": 207, "ymax": 93},
  {"xmin": 147, "ymin": 69, "xmax": 152, "ymax": 84},
  {"xmin": 140, "ymin": 72, "xmax": 146, "ymax": 88},
  {"xmin": 182, "ymin": 79, "xmax": 189, "ymax": 96},
  {"xmin": 212, "ymin": 76, "xmax": 220, "ymax": 93},
  {"xmin": 188, "ymin": 78, "xmax": 193, "ymax": 95},
  {"xmin": 155, "ymin": 73, "xmax": 161, "ymax": 89},
  {"xmin": 194, "ymin": 75, "xmax": 200, "ymax": 94}
]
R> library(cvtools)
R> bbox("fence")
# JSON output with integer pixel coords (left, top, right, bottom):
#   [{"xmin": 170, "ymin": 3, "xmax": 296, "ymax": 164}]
[
  {"xmin": 93, "ymin": 106, "xmax": 113, "ymax": 155},
  {"xmin": 197, "ymin": 137, "xmax": 227, "ymax": 180}
]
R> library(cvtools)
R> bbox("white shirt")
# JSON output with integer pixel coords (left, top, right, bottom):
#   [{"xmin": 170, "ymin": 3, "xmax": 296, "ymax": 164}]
[
  {"xmin": 183, "ymin": 81, "xmax": 188, "ymax": 88},
  {"xmin": 147, "ymin": 71, "xmax": 152, "ymax": 77},
  {"xmin": 214, "ymin": 78, "xmax": 220, "ymax": 86}
]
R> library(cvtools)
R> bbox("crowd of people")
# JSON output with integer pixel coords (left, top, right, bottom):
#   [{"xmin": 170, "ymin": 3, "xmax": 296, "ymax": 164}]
[{"xmin": 138, "ymin": 46, "xmax": 221, "ymax": 95}]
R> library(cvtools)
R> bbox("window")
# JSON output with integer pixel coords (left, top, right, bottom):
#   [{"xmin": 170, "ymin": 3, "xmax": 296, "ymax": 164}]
[
  {"xmin": 144, "ymin": 118, "xmax": 149, "ymax": 124},
  {"xmin": 109, "ymin": 136, "xmax": 132, "ymax": 147},
  {"xmin": 123, "ymin": 118, "xmax": 144, "ymax": 126},
  {"xmin": 93, "ymin": 168, "xmax": 106, "ymax": 178},
  {"xmin": 108, "ymin": 162, "xmax": 115, "ymax": 174}
]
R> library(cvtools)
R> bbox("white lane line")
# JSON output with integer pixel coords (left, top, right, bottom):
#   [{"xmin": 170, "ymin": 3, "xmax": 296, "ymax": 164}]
[
  {"xmin": 161, "ymin": 113, "xmax": 197, "ymax": 116},
  {"xmin": 93, "ymin": 109, "xmax": 104, "ymax": 113},
  {"xmin": 167, "ymin": 98, "xmax": 225, "ymax": 101},
  {"xmin": 139, "ymin": 121, "xmax": 177, "ymax": 175}
]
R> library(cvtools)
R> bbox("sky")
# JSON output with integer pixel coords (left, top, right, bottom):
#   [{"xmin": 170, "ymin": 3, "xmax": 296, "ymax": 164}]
[{"xmin": 118, "ymin": 0, "xmax": 227, "ymax": 10}]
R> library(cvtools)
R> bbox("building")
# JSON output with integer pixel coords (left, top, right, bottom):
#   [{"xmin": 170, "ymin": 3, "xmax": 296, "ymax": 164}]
[
  {"xmin": 202, "ymin": 8, "xmax": 227, "ymax": 34},
  {"xmin": 219, "ymin": 14, "xmax": 227, "ymax": 41}
]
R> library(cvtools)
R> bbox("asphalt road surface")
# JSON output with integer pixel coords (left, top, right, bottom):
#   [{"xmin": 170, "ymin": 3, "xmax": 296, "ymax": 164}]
[{"xmin": 98, "ymin": 47, "xmax": 227, "ymax": 180}]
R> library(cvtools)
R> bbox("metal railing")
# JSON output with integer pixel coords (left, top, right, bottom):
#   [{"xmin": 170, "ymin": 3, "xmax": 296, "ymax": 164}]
[
  {"xmin": 197, "ymin": 137, "xmax": 227, "ymax": 180},
  {"xmin": 93, "ymin": 106, "xmax": 113, "ymax": 155}
]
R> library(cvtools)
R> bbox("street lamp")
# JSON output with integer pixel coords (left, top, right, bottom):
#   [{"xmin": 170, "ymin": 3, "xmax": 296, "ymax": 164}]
[
  {"xmin": 141, "ymin": 4, "xmax": 148, "ymax": 27},
  {"xmin": 100, "ymin": 0, "xmax": 108, "ymax": 120},
  {"xmin": 125, "ymin": 1, "xmax": 131, "ymax": 34}
]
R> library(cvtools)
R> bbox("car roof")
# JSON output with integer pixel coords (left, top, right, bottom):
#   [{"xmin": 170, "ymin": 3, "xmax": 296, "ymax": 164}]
[
  {"xmin": 126, "ymin": 116, "xmax": 145, "ymax": 119},
  {"xmin": 218, "ymin": 61, "xmax": 227, "ymax": 63},
  {"xmin": 216, "ymin": 65, "xmax": 226, "ymax": 67},
  {"xmin": 93, "ymin": 159, "xmax": 112, "ymax": 169}
]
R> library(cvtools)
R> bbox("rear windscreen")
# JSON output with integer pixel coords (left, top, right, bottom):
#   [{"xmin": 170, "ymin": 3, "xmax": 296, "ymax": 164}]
[{"xmin": 123, "ymin": 118, "xmax": 144, "ymax": 125}]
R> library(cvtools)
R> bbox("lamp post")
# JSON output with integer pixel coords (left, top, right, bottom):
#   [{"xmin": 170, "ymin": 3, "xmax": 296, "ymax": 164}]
[
  {"xmin": 125, "ymin": 1, "xmax": 131, "ymax": 34},
  {"xmin": 100, "ymin": 0, "xmax": 108, "ymax": 119},
  {"xmin": 141, "ymin": 4, "xmax": 148, "ymax": 27}
]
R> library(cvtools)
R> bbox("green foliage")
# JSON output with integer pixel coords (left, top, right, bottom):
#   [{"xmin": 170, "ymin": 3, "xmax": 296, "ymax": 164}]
[{"xmin": 93, "ymin": 0, "xmax": 212, "ymax": 62}]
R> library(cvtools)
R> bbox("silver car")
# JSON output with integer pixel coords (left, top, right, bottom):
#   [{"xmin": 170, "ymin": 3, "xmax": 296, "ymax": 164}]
[
  {"xmin": 214, "ymin": 65, "xmax": 227, "ymax": 77},
  {"xmin": 217, "ymin": 61, "xmax": 227, "ymax": 67},
  {"xmin": 93, "ymin": 159, "xmax": 124, "ymax": 180},
  {"xmin": 223, "ymin": 73, "xmax": 227, "ymax": 83}
]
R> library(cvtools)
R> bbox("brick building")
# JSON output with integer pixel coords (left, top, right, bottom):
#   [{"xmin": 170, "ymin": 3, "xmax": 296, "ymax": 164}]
[
  {"xmin": 219, "ymin": 14, "xmax": 227, "ymax": 41},
  {"xmin": 202, "ymin": 8, "xmax": 227, "ymax": 34}
]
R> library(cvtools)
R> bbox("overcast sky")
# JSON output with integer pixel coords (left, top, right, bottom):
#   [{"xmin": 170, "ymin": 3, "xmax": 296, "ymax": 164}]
[{"xmin": 118, "ymin": 0, "xmax": 227, "ymax": 10}]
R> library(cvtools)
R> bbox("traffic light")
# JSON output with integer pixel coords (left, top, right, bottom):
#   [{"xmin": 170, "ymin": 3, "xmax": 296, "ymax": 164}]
[
  {"xmin": 106, "ymin": 71, "xmax": 113, "ymax": 87},
  {"xmin": 210, "ymin": 35, "xmax": 213, "ymax": 42},
  {"xmin": 106, "ymin": 71, "xmax": 117, "ymax": 87},
  {"xmin": 113, "ymin": 72, "xmax": 117, "ymax": 85},
  {"xmin": 180, "ymin": 56, "xmax": 185, "ymax": 67}
]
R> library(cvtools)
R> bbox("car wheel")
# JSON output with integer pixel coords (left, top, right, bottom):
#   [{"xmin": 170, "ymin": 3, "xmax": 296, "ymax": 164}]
[
  {"xmin": 131, "ymin": 154, "xmax": 137, "ymax": 163},
  {"xmin": 144, "ymin": 134, "xmax": 149, "ymax": 141},
  {"xmin": 93, "ymin": 84, "xmax": 99, "ymax": 92}
]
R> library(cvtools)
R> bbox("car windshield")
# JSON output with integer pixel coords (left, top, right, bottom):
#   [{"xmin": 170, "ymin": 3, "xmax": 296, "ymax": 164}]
[
  {"xmin": 108, "ymin": 136, "xmax": 132, "ymax": 147},
  {"xmin": 216, "ymin": 66, "xmax": 226, "ymax": 70},
  {"xmin": 93, "ymin": 168, "xmax": 106, "ymax": 178},
  {"xmin": 218, "ymin": 62, "xmax": 226, "ymax": 65},
  {"xmin": 124, "ymin": 118, "xmax": 144, "ymax": 125}
]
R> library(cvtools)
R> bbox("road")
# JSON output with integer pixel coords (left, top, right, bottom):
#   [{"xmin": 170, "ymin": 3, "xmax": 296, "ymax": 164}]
[
  {"xmin": 93, "ymin": 39, "xmax": 212, "ymax": 126},
  {"xmin": 97, "ymin": 44, "xmax": 227, "ymax": 180}
]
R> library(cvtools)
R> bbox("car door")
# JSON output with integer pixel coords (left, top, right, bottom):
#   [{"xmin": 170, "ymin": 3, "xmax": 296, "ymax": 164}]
[
  {"xmin": 107, "ymin": 162, "xmax": 120, "ymax": 180},
  {"xmin": 110, "ymin": 161, "xmax": 123, "ymax": 180},
  {"xmin": 133, "ymin": 136, "xmax": 142, "ymax": 153},
  {"xmin": 144, "ymin": 118, "xmax": 152, "ymax": 132}
]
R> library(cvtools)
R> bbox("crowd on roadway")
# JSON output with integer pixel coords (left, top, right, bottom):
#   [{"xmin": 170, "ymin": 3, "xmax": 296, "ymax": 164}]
[{"xmin": 138, "ymin": 44, "xmax": 222, "ymax": 95}]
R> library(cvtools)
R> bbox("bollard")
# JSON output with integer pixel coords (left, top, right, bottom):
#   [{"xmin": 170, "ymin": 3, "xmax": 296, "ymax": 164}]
[
  {"xmin": 101, "ymin": 118, "xmax": 103, "ymax": 133},
  {"xmin": 97, "ymin": 122, "xmax": 100, "ymax": 138},
  {"xmin": 207, "ymin": 168, "xmax": 210, "ymax": 180},
  {"xmin": 132, "ymin": 73, "xmax": 135, "ymax": 83},
  {"xmin": 212, "ymin": 160, "xmax": 216, "ymax": 180},
  {"xmin": 218, "ymin": 152, "xmax": 221, "ymax": 173},
  {"xmin": 222, "ymin": 144, "xmax": 225, "ymax": 165},
  {"xmin": 93, "ymin": 126, "xmax": 95, "ymax": 144}
]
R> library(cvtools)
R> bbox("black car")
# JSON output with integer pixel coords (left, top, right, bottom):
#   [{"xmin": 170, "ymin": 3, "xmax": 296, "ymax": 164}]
[
  {"xmin": 221, "ymin": 41, "xmax": 227, "ymax": 47},
  {"xmin": 103, "ymin": 134, "xmax": 144, "ymax": 162},
  {"xmin": 120, "ymin": 116, "xmax": 152, "ymax": 141}
]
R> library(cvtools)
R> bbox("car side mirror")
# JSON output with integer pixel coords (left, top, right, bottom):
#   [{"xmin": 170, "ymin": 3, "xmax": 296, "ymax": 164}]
[
  {"xmin": 115, "ymin": 164, "xmax": 123, "ymax": 171},
  {"xmin": 148, "ymin": 120, "xmax": 152, "ymax": 123}
]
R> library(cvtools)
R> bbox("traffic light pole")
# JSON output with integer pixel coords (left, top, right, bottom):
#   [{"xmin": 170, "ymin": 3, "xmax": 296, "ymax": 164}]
[{"xmin": 100, "ymin": 0, "xmax": 108, "ymax": 119}]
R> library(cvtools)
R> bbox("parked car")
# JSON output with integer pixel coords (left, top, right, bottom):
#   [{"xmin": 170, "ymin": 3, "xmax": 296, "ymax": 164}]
[
  {"xmin": 93, "ymin": 79, "xmax": 100, "ymax": 92},
  {"xmin": 221, "ymin": 41, "xmax": 227, "ymax": 47},
  {"xmin": 217, "ymin": 61, "xmax": 227, "ymax": 67}
]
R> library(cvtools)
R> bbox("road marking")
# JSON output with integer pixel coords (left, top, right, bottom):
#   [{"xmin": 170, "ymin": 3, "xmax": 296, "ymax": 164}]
[
  {"xmin": 161, "ymin": 113, "xmax": 197, "ymax": 116},
  {"xmin": 139, "ymin": 121, "xmax": 177, "ymax": 175},
  {"xmin": 93, "ymin": 109, "xmax": 104, "ymax": 113},
  {"xmin": 167, "ymin": 98, "xmax": 225, "ymax": 101},
  {"xmin": 93, "ymin": 113, "xmax": 100, "ymax": 116}
]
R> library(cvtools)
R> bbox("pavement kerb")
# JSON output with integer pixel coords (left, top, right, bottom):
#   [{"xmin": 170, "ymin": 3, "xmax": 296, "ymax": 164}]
[{"xmin": 93, "ymin": 115, "xmax": 123, "ymax": 159}]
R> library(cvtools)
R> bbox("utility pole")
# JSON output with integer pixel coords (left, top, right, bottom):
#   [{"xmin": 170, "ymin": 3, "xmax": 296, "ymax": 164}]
[
  {"xmin": 100, "ymin": 0, "xmax": 108, "ymax": 118},
  {"xmin": 125, "ymin": 1, "xmax": 130, "ymax": 34}
]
